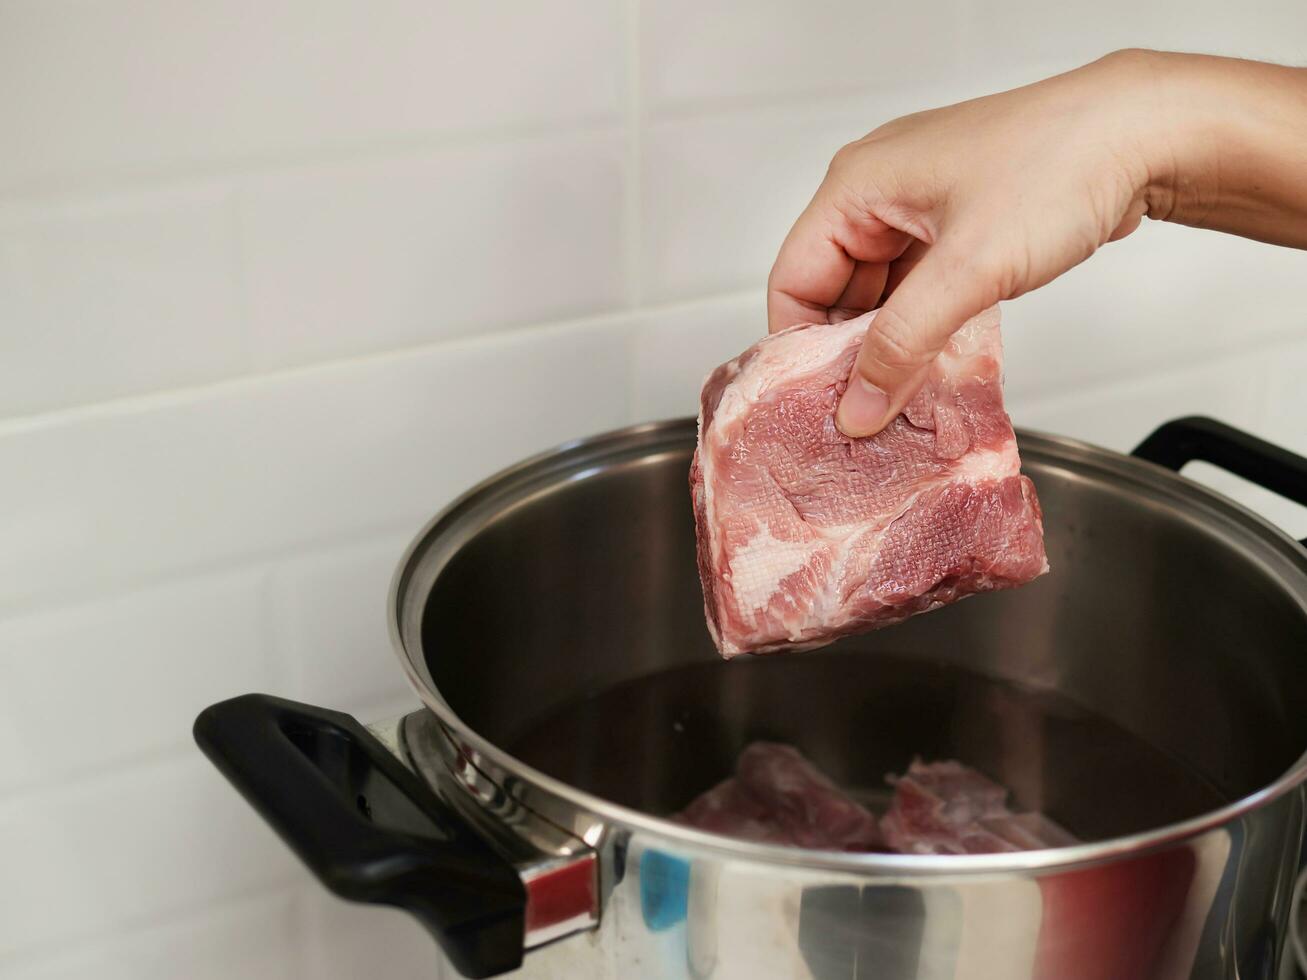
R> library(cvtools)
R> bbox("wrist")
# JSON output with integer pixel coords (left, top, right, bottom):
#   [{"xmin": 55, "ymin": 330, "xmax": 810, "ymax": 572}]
[
  {"xmin": 1088, "ymin": 49, "xmax": 1210, "ymax": 223},
  {"xmin": 1133, "ymin": 51, "xmax": 1225, "ymax": 225},
  {"xmin": 1124, "ymin": 50, "xmax": 1307, "ymax": 234}
]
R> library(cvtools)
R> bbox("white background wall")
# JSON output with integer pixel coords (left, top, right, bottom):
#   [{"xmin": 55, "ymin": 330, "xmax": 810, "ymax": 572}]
[{"xmin": 2, "ymin": 2, "xmax": 1306, "ymax": 978}]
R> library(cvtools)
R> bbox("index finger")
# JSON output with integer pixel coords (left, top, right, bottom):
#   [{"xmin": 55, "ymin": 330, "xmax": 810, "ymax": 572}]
[
  {"xmin": 766, "ymin": 189, "xmax": 914, "ymax": 333},
  {"xmin": 767, "ymin": 196, "xmax": 857, "ymax": 332}
]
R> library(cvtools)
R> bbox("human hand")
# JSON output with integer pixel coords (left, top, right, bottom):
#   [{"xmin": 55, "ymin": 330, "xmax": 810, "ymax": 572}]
[{"xmin": 767, "ymin": 50, "xmax": 1170, "ymax": 437}]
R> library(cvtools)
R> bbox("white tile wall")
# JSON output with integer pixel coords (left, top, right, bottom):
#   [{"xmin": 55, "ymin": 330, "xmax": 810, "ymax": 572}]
[
  {"xmin": 295, "ymin": 886, "xmax": 442, "ymax": 980},
  {"xmin": 0, "ymin": 185, "xmax": 247, "ymax": 417},
  {"xmin": 0, "ymin": 757, "xmax": 299, "ymax": 957},
  {"xmin": 1, "ymin": 0, "xmax": 621, "ymax": 192},
  {"xmin": 1260, "ymin": 338, "xmax": 1307, "ymax": 451},
  {"xmin": 0, "ymin": 569, "xmax": 273, "ymax": 794},
  {"xmin": 642, "ymin": 0, "xmax": 962, "ymax": 111},
  {"xmin": 629, "ymin": 291, "xmax": 765, "ymax": 420},
  {"xmin": 1007, "ymin": 349, "xmax": 1271, "ymax": 453},
  {"xmin": 1255, "ymin": 338, "xmax": 1307, "ymax": 538},
  {"xmin": 0, "ymin": 318, "xmax": 632, "ymax": 611},
  {"xmin": 639, "ymin": 76, "xmax": 992, "ymax": 304},
  {"xmin": 270, "ymin": 533, "xmax": 414, "ymax": 713},
  {"xmin": 240, "ymin": 132, "xmax": 627, "ymax": 369},
  {"xmin": 960, "ymin": 0, "xmax": 1307, "ymax": 77},
  {"xmin": 0, "ymin": 891, "xmax": 301, "ymax": 980},
  {"xmin": 641, "ymin": 95, "xmax": 884, "ymax": 303},
  {"xmin": 3, "ymin": 2, "xmax": 1306, "ymax": 978},
  {"xmin": 1000, "ymin": 220, "xmax": 1307, "ymax": 403}
]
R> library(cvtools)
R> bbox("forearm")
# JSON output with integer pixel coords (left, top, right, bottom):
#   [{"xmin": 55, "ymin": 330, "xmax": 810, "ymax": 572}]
[
  {"xmin": 1143, "ymin": 50, "xmax": 1307, "ymax": 248},
  {"xmin": 767, "ymin": 49, "xmax": 1307, "ymax": 437}
]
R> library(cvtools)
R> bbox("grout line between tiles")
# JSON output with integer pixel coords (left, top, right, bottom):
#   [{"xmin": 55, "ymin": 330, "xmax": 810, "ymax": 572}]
[
  {"xmin": 0, "ymin": 686, "xmax": 417, "ymax": 810},
  {"xmin": 6, "ymin": 327, "xmax": 1293, "ymax": 621},
  {"xmin": 952, "ymin": 0, "xmax": 969, "ymax": 78},
  {"xmin": 0, "ymin": 290, "xmax": 758, "ymax": 438},
  {"xmin": 621, "ymin": 0, "xmax": 643, "ymax": 310},
  {"xmin": 227, "ymin": 179, "xmax": 258, "ymax": 379},
  {"xmin": 638, "ymin": 58, "xmax": 1077, "ymax": 127},
  {"xmin": 0, "ymin": 880, "xmax": 306, "ymax": 971},
  {"xmin": 2, "ymin": 294, "xmax": 1300, "ymax": 445},
  {"xmin": 0, "ymin": 116, "xmax": 624, "ymax": 207},
  {"xmin": 0, "ymin": 59, "xmax": 1074, "ymax": 209},
  {"xmin": 0, "ymin": 518, "xmax": 417, "ymax": 621},
  {"xmin": 1249, "ymin": 343, "xmax": 1281, "ymax": 440},
  {"xmin": 1005, "ymin": 341, "xmax": 1273, "ymax": 420},
  {"xmin": 1003, "ymin": 325, "xmax": 1307, "ymax": 408},
  {"xmin": 0, "ymin": 742, "xmax": 201, "ymax": 808}
]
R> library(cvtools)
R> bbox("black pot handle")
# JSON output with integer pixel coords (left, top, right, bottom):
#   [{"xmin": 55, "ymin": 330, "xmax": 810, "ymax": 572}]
[
  {"xmin": 1132, "ymin": 416, "xmax": 1307, "ymax": 546},
  {"xmin": 194, "ymin": 694, "xmax": 525, "ymax": 978}
]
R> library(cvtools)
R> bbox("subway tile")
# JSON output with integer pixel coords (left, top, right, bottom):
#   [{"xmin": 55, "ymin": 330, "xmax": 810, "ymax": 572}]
[
  {"xmin": 0, "ymin": 0, "xmax": 620, "ymax": 192},
  {"xmin": 0, "ymin": 186, "xmax": 246, "ymax": 418},
  {"xmin": 1006, "ymin": 351, "xmax": 1306, "ymax": 533},
  {"xmin": 1000, "ymin": 220, "xmax": 1307, "ymax": 403},
  {"xmin": 958, "ymin": 5, "xmax": 1163, "ymax": 77},
  {"xmin": 0, "ymin": 756, "xmax": 301, "ymax": 956},
  {"xmin": 270, "ymin": 533, "xmax": 416, "ymax": 714},
  {"xmin": 1183, "ymin": 462, "xmax": 1307, "ymax": 544},
  {"xmin": 643, "ymin": 0, "xmax": 960, "ymax": 112},
  {"xmin": 0, "ymin": 318, "xmax": 633, "ymax": 611},
  {"xmin": 959, "ymin": 0, "xmax": 1307, "ymax": 78},
  {"xmin": 1009, "ymin": 348, "xmax": 1307, "ymax": 536},
  {"xmin": 0, "ymin": 569, "xmax": 273, "ymax": 794},
  {"xmin": 0, "ymin": 715, "xmax": 25, "ymax": 820},
  {"xmin": 241, "ymin": 133, "xmax": 626, "ymax": 369},
  {"xmin": 629, "ymin": 292, "xmax": 766, "ymax": 422},
  {"xmin": 638, "ymin": 74, "xmax": 990, "ymax": 306},
  {"xmin": 1245, "ymin": 337, "xmax": 1307, "ymax": 539},
  {"xmin": 1256, "ymin": 338, "xmax": 1307, "ymax": 456},
  {"xmin": 295, "ymin": 885, "xmax": 445, "ymax": 980},
  {"xmin": 1163, "ymin": 0, "xmax": 1307, "ymax": 64},
  {"xmin": 641, "ymin": 94, "xmax": 915, "ymax": 303},
  {"xmin": 1007, "ymin": 349, "xmax": 1268, "ymax": 454},
  {"xmin": 1, "ymin": 890, "xmax": 299, "ymax": 980}
]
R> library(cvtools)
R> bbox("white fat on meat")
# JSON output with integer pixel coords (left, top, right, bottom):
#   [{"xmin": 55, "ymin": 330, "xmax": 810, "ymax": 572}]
[{"xmin": 692, "ymin": 305, "xmax": 1048, "ymax": 657}]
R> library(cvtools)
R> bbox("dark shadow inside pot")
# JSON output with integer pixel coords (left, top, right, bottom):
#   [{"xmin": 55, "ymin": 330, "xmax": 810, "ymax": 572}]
[{"xmin": 418, "ymin": 428, "xmax": 1307, "ymax": 843}]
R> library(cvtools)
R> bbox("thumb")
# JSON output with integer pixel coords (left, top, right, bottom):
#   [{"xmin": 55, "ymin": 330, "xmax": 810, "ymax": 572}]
[{"xmin": 836, "ymin": 245, "xmax": 997, "ymax": 438}]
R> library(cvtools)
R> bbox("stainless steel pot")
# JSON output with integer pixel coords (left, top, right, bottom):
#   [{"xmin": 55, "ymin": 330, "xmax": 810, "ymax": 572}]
[{"xmin": 196, "ymin": 416, "xmax": 1307, "ymax": 979}]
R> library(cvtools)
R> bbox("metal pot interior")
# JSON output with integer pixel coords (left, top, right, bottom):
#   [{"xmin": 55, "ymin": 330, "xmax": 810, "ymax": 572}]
[{"xmin": 406, "ymin": 421, "xmax": 1307, "ymax": 845}]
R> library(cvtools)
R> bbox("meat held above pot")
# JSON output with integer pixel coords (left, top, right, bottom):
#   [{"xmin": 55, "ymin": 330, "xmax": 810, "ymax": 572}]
[{"xmin": 692, "ymin": 306, "xmax": 1048, "ymax": 657}]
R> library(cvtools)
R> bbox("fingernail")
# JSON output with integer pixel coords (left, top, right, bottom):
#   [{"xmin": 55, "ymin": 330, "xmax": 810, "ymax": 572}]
[{"xmin": 836, "ymin": 376, "xmax": 890, "ymax": 437}]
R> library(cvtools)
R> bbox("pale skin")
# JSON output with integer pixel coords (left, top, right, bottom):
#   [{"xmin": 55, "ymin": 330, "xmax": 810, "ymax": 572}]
[{"xmin": 767, "ymin": 49, "xmax": 1307, "ymax": 438}]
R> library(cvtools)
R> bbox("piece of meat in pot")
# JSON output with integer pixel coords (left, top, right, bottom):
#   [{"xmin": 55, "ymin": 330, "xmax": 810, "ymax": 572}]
[
  {"xmin": 880, "ymin": 758, "xmax": 1078, "ymax": 855},
  {"xmin": 690, "ymin": 306, "xmax": 1048, "ymax": 656},
  {"xmin": 674, "ymin": 742, "xmax": 883, "ymax": 851},
  {"xmin": 675, "ymin": 748, "xmax": 1076, "ymax": 855}
]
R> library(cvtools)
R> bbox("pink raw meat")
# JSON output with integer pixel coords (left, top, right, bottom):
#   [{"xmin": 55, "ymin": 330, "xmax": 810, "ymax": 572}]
[
  {"xmin": 691, "ymin": 306, "xmax": 1048, "ymax": 656},
  {"xmin": 880, "ymin": 759, "xmax": 1078, "ymax": 855},
  {"xmin": 674, "ymin": 742, "xmax": 883, "ymax": 851}
]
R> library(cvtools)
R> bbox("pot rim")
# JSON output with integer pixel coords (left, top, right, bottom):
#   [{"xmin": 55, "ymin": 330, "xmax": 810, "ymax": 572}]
[{"xmin": 388, "ymin": 417, "xmax": 1307, "ymax": 875}]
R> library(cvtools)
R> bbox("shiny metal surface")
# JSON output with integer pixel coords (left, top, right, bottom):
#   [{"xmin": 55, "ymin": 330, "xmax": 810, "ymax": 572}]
[
  {"xmin": 401, "ymin": 710, "xmax": 599, "ymax": 951},
  {"xmin": 389, "ymin": 418, "xmax": 1307, "ymax": 978}
]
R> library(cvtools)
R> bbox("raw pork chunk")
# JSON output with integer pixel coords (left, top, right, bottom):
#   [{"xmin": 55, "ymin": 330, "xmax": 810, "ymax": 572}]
[
  {"xmin": 691, "ymin": 306, "xmax": 1048, "ymax": 656},
  {"xmin": 880, "ymin": 759, "xmax": 1078, "ymax": 855},
  {"xmin": 675, "ymin": 748, "xmax": 1077, "ymax": 855},
  {"xmin": 673, "ymin": 742, "xmax": 882, "ymax": 851}
]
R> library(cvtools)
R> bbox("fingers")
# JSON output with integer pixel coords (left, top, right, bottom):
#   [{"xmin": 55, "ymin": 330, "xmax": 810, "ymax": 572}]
[
  {"xmin": 767, "ymin": 173, "xmax": 913, "ymax": 333},
  {"xmin": 1108, "ymin": 198, "xmax": 1148, "ymax": 242},
  {"xmin": 836, "ymin": 243, "xmax": 1000, "ymax": 438},
  {"xmin": 830, "ymin": 261, "xmax": 889, "ymax": 321},
  {"xmin": 766, "ymin": 197, "xmax": 856, "ymax": 331},
  {"xmin": 881, "ymin": 238, "xmax": 930, "ymax": 297}
]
